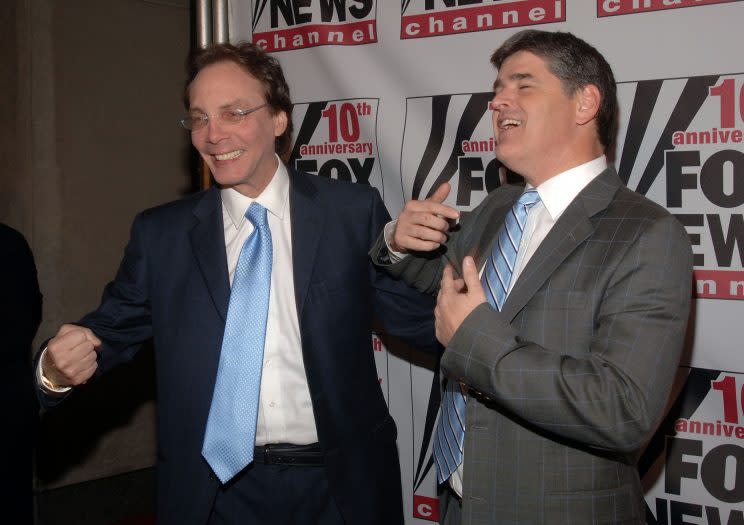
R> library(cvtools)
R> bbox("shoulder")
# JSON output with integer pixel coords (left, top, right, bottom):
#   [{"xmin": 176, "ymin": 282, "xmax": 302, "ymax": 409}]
[
  {"xmin": 0, "ymin": 223, "xmax": 30, "ymax": 250},
  {"xmin": 581, "ymin": 168, "xmax": 670, "ymax": 222},
  {"xmin": 0, "ymin": 223, "xmax": 35, "ymax": 267},
  {"xmin": 136, "ymin": 188, "xmax": 217, "ymax": 223},
  {"xmin": 601, "ymin": 185, "xmax": 690, "ymax": 255},
  {"xmin": 288, "ymin": 168, "xmax": 390, "ymax": 233},
  {"xmin": 289, "ymin": 169, "xmax": 382, "ymax": 218},
  {"xmin": 606, "ymin": 185, "xmax": 685, "ymax": 238},
  {"xmin": 581, "ymin": 168, "xmax": 684, "ymax": 234},
  {"xmin": 610, "ymin": 185, "xmax": 673, "ymax": 220},
  {"xmin": 290, "ymin": 168, "xmax": 379, "ymax": 201}
]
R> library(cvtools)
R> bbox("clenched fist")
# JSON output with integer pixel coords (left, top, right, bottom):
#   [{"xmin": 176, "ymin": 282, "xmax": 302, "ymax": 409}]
[{"xmin": 43, "ymin": 324, "xmax": 101, "ymax": 387}]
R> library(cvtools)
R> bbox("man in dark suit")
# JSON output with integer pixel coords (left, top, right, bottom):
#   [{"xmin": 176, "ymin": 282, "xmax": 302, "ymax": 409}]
[
  {"xmin": 371, "ymin": 30, "xmax": 692, "ymax": 524},
  {"xmin": 37, "ymin": 42, "xmax": 435, "ymax": 525},
  {"xmin": 1, "ymin": 223, "xmax": 42, "ymax": 524}
]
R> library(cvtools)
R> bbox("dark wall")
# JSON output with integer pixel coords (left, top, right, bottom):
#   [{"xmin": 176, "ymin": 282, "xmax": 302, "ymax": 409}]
[{"xmin": 1, "ymin": 0, "xmax": 192, "ymax": 519}]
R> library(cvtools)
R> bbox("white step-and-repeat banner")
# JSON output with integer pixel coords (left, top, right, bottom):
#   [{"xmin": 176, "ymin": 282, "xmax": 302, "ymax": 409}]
[{"xmin": 228, "ymin": 1, "xmax": 743, "ymax": 522}]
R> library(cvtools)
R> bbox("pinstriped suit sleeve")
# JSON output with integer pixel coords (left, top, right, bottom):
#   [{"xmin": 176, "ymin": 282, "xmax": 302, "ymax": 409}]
[
  {"xmin": 442, "ymin": 210, "xmax": 693, "ymax": 453},
  {"xmin": 367, "ymin": 184, "xmax": 517, "ymax": 295},
  {"xmin": 368, "ymin": 231, "xmax": 444, "ymax": 296}
]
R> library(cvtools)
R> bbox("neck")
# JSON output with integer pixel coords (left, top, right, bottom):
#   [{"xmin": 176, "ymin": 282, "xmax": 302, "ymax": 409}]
[
  {"xmin": 523, "ymin": 142, "xmax": 604, "ymax": 187},
  {"xmin": 231, "ymin": 155, "xmax": 279, "ymax": 198}
]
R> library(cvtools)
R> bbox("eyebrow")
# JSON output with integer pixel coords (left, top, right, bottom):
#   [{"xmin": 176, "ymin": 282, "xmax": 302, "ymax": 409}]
[
  {"xmin": 189, "ymin": 99, "xmax": 249, "ymax": 112},
  {"xmin": 493, "ymin": 72, "xmax": 535, "ymax": 90}
]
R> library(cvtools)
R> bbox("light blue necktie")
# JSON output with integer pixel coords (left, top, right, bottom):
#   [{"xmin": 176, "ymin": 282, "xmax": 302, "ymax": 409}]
[
  {"xmin": 433, "ymin": 189, "xmax": 541, "ymax": 484},
  {"xmin": 202, "ymin": 202, "xmax": 272, "ymax": 484},
  {"xmin": 481, "ymin": 189, "xmax": 541, "ymax": 310}
]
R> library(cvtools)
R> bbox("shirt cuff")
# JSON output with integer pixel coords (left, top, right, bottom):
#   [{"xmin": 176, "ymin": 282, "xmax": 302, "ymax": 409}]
[
  {"xmin": 383, "ymin": 220, "xmax": 407, "ymax": 263},
  {"xmin": 37, "ymin": 347, "xmax": 72, "ymax": 395}
]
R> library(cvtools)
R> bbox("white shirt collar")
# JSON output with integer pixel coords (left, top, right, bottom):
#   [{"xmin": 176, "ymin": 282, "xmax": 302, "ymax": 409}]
[
  {"xmin": 532, "ymin": 156, "xmax": 607, "ymax": 221},
  {"xmin": 220, "ymin": 155, "xmax": 290, "ymax": 229}
]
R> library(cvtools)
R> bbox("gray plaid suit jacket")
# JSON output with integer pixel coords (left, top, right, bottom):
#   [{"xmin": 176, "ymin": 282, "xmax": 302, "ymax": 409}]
[{"xmin": 370, "ymin": 168, "xmax": 693, "ymax": 524}]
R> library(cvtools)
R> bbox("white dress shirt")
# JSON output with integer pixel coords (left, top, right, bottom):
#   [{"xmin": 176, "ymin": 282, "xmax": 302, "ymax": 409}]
[{"xmin": 220, "ymin": 160, "xmax": 318, "ymax": 446}]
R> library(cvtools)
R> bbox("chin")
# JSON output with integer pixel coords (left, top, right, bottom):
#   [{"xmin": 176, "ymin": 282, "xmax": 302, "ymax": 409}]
[
  {"xmin": 494, "ymin": 148, "xmax": 516, "ymax": 167},
  {"xmin": 212, "ymin": 165, "xmax": 249, "ymax": 184},
  {"xmin": 495, "ymin": 155, "xmax": 526, "ymax": 177}
]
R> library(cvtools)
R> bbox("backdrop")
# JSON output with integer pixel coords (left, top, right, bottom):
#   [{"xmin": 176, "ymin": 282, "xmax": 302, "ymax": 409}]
[{"xmin": 228, "ymin": 1, "xmax": 743, "ymax": 522}]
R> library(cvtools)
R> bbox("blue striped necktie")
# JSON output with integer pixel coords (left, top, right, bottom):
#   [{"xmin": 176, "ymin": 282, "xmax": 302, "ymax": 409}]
[
  {"xmin": 482, "ymin": 189, "xmax": 541, "ymax": 310},
  {"xmin": 433, "ymin": 189, "xmax": 541, "ymax": 484},
  {"xmin": 202, "ymin": 202, "xmax": 273, "ymax": 484}
]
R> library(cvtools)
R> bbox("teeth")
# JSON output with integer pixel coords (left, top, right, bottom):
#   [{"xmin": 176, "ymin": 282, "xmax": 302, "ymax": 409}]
[
  {"xmin": 215, "ymin": 150, "xmax": 243, "ymax": 161},
  {"xmin": 500, "ymin": 119, "xmax": 521, "ymax": 130}
]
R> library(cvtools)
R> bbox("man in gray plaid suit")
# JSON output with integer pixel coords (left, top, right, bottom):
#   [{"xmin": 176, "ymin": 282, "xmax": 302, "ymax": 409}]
[{"xmin": 371, "ymin": 30, "xmax": 692, "ymax": 524}]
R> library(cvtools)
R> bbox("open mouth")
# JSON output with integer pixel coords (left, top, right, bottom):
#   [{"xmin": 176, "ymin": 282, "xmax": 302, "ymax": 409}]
[
  {"xmin": 214, "ymin": 150, "xmax": 244, "ymax": 161},
  {"xmin": 498, "ymin": 118, "xmax": 522, "ymax": 131}
]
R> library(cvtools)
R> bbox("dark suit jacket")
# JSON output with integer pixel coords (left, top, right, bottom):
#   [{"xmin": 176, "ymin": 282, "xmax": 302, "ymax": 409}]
[
  {"xmin": 41, "ymin": 169, "xmax": 436, "ymax": 524},
  {"xmin": 1, "ymin": 224, "xmax": 42, "ymax": 523},
  {"xmin": 371, "ymin": 168, "xmax": 693, "ymax": 524}
]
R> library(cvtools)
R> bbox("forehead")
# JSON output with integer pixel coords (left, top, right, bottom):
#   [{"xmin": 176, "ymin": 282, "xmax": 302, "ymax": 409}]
[
  {"xmin": 495, "ymin": 50, "xmax": 555, "ymax": 84},
  {"xmin": 188, "ymin": 61, "xmax": 264, "ymax": 108}
]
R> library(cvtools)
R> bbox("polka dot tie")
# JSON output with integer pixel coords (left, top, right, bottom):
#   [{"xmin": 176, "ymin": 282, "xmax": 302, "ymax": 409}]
[
  {"xmin": 433, "ymin": 189, "xmax": 540, "ymax": 484},
  {"xmin": 202, "ymin": 202, "xmax": 272, "ymax": 484}
]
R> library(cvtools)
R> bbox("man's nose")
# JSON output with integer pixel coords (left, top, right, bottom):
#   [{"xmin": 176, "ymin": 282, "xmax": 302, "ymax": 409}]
[
  {"xmin": 489, "ymin": 92, "xmax": 509, "ymax": 112},
  {"xmin": 205, "ymin": 117, "xmax": 228, "ymax": 143}
]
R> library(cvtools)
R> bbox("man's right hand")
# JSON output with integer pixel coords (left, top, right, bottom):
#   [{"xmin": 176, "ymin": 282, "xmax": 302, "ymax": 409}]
[
  {"xmin": 43, "ymin": 324, "xmax": 101, "ymax": 387},
  {"xmin": 391, "ymin": 182, "xmax": 460, "ymax": 253}
]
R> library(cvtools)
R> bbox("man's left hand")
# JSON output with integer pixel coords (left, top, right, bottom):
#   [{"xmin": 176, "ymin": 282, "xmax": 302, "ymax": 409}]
[{"xmin": 435, "ymin": 256, "xmax": 487, "ymax": 346}]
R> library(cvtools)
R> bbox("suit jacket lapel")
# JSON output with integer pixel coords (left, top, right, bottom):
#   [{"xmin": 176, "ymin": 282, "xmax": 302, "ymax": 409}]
[
  {"xmin": 468, "ymin": 192, "xmax": 521, "ymax": 271},
  {"xmin": 288, "ymin": 170, "xmax": 323, "ymax": 320},
  {"xmin": 189, "ymin": 186, "xmax": 230, "ymax": 321},
  {"xmin": 500, "ymin": 168, "xmax": 622, "ymax": 322}
]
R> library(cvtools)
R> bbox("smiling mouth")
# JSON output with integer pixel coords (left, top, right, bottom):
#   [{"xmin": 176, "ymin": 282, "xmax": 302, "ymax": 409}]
[
  {"xmin": 214, "ymin": 150, "xmax": 244, "ymax": 161},
  {"xmin": 498, "ymin": 118, "xmax": 522, "ymax": 130}
]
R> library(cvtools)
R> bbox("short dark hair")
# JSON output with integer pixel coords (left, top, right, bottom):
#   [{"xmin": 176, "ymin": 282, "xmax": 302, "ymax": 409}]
[
  {"xmin": 185, "ymin": 42, "xmax": 294, "ymax": 156},
  {"xmin": 491, "ymin": 30, "xmax": 618, "ymax": 153}
]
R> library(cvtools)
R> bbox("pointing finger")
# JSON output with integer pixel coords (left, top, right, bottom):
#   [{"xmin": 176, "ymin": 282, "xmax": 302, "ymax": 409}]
[
  {"xmin": 425, "ymin": 183, "xmax": 459, "ymax": 220},
  {"xmin": 429, "ymin": 182, "xmax": 451, "ymax": 204}
]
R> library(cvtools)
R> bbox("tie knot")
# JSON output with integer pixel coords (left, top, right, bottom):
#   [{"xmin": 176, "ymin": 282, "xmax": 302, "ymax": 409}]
[
  {"xmin": 516, "ymin": 189, "xmax": 541, "ymax": 212},
  {"xmin": 245, "ymin": 202, "xmax": 268, "ymax": 229}
]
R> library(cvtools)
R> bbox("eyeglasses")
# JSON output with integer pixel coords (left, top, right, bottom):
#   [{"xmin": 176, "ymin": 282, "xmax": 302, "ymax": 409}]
[{"xmin": 179, "ymin": 103, "xmax": 268, "ymax": 131}]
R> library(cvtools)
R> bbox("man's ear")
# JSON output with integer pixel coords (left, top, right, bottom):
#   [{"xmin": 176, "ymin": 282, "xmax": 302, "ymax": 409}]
[
  {"xmin": 576, "ymin": 84, "xmax": 601, "ymax": 125},
  {"xmin": 273, "ymin": 110, "xmax": 289, "ymax": 137}
]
